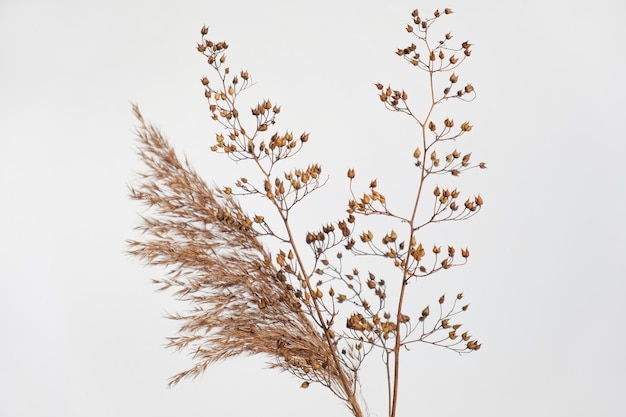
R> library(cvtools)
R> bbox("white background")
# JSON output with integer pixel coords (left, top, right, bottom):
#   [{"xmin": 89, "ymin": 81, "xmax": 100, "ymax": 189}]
[{"xmin": 1, "ymin": 0, "xmax": 625, "ymax": 416}]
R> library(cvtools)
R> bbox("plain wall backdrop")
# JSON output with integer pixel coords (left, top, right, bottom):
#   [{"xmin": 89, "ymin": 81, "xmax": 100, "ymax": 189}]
[{"xmin": 1, "ymin": 0, "xmax": 625, "ymax": 416}]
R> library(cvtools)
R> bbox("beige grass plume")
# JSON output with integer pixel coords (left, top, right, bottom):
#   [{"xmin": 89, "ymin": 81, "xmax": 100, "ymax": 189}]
[{"xmin": 127, "ymin": 105, "xmax": 353, "ymax": 396}]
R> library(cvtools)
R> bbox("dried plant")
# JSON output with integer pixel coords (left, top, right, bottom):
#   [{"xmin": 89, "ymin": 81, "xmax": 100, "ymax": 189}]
[{"xmin": 129, "ymin": 7, "xmax": 485, "ymax": 417}]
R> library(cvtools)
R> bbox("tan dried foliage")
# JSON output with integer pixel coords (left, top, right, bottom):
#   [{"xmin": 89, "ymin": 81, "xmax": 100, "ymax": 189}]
[
  {"xmin": 129, "ymin": 6, "xmax": 486, "ymax": 417},
  {"xmin": 128, "ymin": 106, "xmax": 349, "ymax": 392}
]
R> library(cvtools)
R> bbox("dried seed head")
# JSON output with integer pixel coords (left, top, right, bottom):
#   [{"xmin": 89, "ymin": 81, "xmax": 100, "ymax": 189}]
[{"xmin": 460, "ymin": 122, "xmax": 473, "ymax": 132}]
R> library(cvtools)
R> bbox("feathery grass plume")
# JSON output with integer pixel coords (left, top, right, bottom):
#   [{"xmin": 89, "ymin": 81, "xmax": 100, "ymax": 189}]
[{"xmin": 128, "ymin": 105, "xmax": 355, "ymax": 397}]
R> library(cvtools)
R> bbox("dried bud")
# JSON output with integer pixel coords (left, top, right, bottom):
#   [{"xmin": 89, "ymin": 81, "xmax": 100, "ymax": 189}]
[
  {"xmin": 347, "ymin": 168, "xmax": 355, "ymax": 179},
  {"xmin": 465, "ymin": 84, "xmax": 474, "ymax": 93},
  {"xmin": 370, "ymin": 179, "xmax": 377, "ymax": 188},
  {"xmin": 301, "ymin": 381, "xmax": 309, "ymax": 389},
  {"xmin": 413, "ymin": 147, "xmax": 421, "ymax": 159},
  {"xmin": 375, "ymin": 82, "xmax": 383, "ymax": 90},
  {"xmin": 200, "ymin": 25, "xmax": 208, "ymax": 35},
  {"xmin": 406, "ymin": 25, "xmax": 414, "ymax": 33},
  {"xmin": 439, "ymin": 294, "xmax": 445, "ymax": 304},
  {"xmin": 461, "ymin": 248, "xmax": 470, "ymax": 258},
  {"xmin": 450, "ymin": 73, "xmax": 458, "ymax": 83},
  {"xmin": 444, "ymin": 8, "xmax": 453, "ymax": 14},
  {"xmin": 460, "ymin": 122, "xmax": 473, "ymax": 132},
  {"xmin": 467, "ymin": 340, "xmax": 481, "ymax": 351}
]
